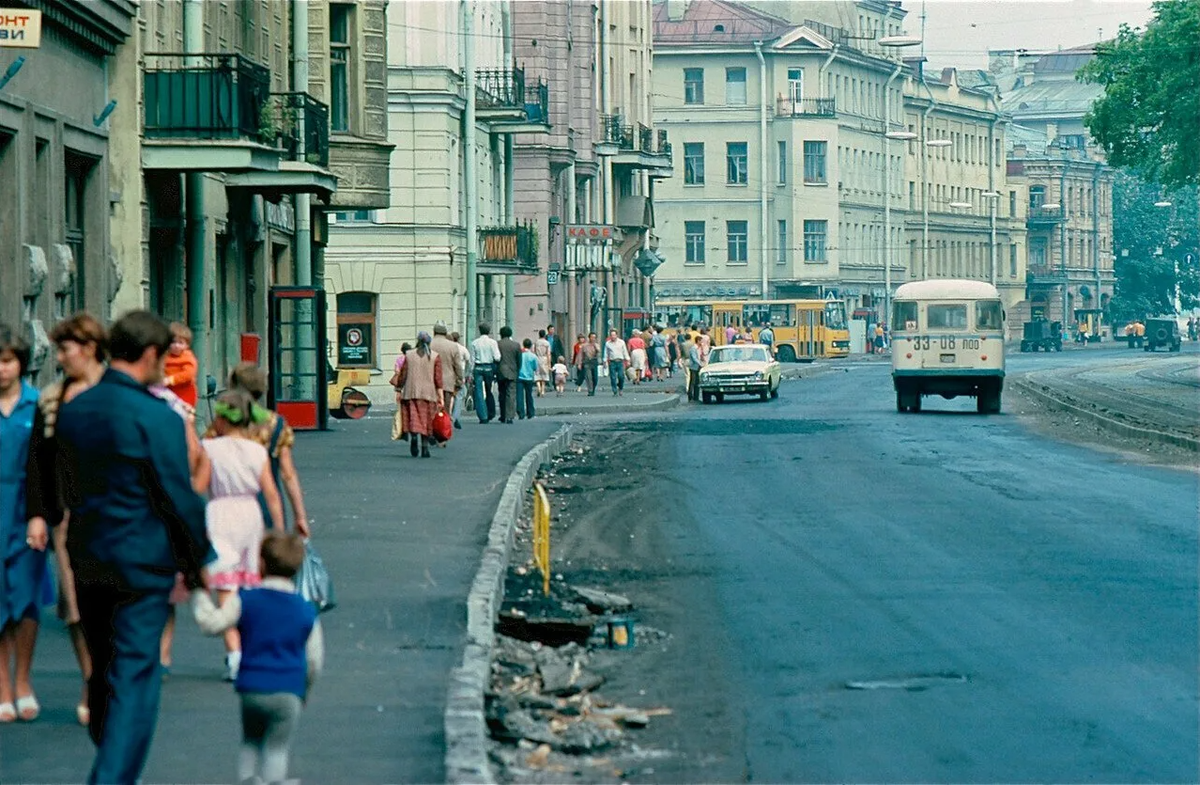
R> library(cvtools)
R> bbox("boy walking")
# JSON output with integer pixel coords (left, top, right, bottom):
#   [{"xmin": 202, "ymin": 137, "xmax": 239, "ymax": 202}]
[
  {"xmin": 163, "ymin": 322, "xmax": 199, "ymax": 406},
  {"xmin": 193, "ymin": 533, "xmax": 325, "ymax": 785}
]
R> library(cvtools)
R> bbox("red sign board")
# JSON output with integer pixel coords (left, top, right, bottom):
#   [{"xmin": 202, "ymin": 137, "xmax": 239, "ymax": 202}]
[{"xmin": 566, "ymin": 225, "xmax": 615, "ymax": 241}]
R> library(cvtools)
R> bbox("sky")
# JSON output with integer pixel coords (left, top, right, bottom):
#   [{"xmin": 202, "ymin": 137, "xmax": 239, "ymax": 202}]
[{"xmin": 909, "ymin": 0, "xmax": 1157, "ymax": 69}]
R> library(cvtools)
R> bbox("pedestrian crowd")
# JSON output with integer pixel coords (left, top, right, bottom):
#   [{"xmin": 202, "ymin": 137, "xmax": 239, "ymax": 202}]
[{"xmin": 1, "ymin": 310, "xmax": 323, "ymax": 785}]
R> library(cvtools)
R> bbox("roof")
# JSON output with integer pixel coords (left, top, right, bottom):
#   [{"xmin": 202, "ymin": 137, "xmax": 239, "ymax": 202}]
[
  {"xmin": 1002, "ymin": 79, "xmax": 1104, "ymax": 119},
  {"xmin": 894, "ymin": 279, "xmax": 1002, "ymax": 300},
  {"xmin": 1033, "ymin": 43, "xmax": 1105, "ymax": 76},
  {"xmin": 652, "ymin": 0, "xmax": 793, "ymax": 46}
]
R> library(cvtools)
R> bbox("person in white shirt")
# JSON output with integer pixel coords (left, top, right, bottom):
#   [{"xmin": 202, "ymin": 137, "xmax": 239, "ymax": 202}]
[
  {"xmin": 603, "ymin": 329, "xmax": 630, "ymax": 396},
  {"xmin": 469, "ymin": 323, "xmax": 501, "ymax": 423}
]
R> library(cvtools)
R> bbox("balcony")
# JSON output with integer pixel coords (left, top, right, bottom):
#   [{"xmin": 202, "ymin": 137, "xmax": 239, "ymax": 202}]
[
  {"xmin": 142, "ymin": 53, "xmax": 279, "ymax": 172},
  {"xmin": 475, "ymin": 66, "xmax": 549, "ymax": 133},
  {"xmin": 775, "ymin": 97, "xmax": 837, "ymax": 118},
  {"xmin": 1026, "ymin": 264, "xmax": 1067, "ymax": 285},
  {"xmin": 1027, "ymin": 205, "xmax": 1065, "ymax": 228},
  {"xmin": 264, "ymin": 92, "xmax": 330, "ymax": 168},
  {"xmin": 596, "ymin": 115, "xmax": 673, "ymax": 175},
  {"xmin": 479, "ymin": 222, "xmax": 539, "ymax": 275}
]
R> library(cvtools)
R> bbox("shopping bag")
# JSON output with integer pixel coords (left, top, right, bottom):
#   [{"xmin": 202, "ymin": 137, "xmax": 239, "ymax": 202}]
[
  {"xmin": 296, "ymin": 540, "xmax": 336, "ymax": 613},
  {"xmin": 432, "ymin": 409, "xmax": 453, "ymax": 443},
  {"xmin": 391, "ymin": 406, "xmax": 405, "ymax": 440}
]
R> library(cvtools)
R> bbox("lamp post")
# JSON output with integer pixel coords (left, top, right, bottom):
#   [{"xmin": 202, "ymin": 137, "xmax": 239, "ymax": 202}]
[
  {"xmin": 878, "ymin": 34, "xmax": 921, "ymax": 328},
  {"xmin": 983, "ymin": 190, "xmax": 1001, "ymax": 285},
  {"xmin": 921, "ymin": 137, "xmax": 951, "ymax": 279}
]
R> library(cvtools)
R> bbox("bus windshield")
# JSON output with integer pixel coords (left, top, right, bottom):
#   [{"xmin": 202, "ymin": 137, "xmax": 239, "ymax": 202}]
[
  {"xmin": 655, "ymin": 304, "xmax": 712, "ymax": 330},
  {"xmin": 928, "ymin": 303, "xmax": 969, "ymax": 330},
  {"xmin": 709, "ymin": 346, "xmax": 771, "ymax": 364},
  {"xmin": 824, "ymin": 301, "xmax": 847, "ymax": 330}
]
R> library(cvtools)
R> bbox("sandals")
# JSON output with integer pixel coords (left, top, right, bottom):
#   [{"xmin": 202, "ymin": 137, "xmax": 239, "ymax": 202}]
[
  {"xmin": 0, "ymin": 702, "xmax": 15, "ymax": 723},
  {"xmin": 15, "ymin": 695, "xmax": 39, "ymax": 721},
  {"xmin": 76, "ymin": 703, "xmax": 90, "ymax": 726}
]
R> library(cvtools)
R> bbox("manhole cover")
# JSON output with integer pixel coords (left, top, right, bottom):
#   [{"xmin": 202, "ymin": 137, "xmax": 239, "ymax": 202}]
[{"xmin": 845, "ymin": 673, "xmax": 968, "ymax": 692}]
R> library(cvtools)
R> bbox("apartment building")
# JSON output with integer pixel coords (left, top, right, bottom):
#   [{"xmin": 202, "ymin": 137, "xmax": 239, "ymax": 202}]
[
  {"xmin": 0, "ymin": 1, "xmax": 137, "ymax": 380},
  {"xmin": 651, "ymin": 0, "xmax": 911, "ymax": 319},
  {"xmin": 510, "ymin": 0, "xmax": 670, "ymax": 343},
  {"xmin": 901, "ymin": 66, "xmax": 1027, "ymax": 315},
  {"xmin": 324, "ymin": 0, "xmax": 551, "ymax": 393}
]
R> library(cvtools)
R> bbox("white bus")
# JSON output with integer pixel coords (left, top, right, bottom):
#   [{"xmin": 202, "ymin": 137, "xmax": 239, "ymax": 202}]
[{"xmin": 891, "ymin": 280, "xmax": 1005, "ymax": 414}]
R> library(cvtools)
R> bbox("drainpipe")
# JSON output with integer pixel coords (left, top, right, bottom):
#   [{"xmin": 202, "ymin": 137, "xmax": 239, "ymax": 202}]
[
  {"xmin": 755, "ymin": 41, "xmax": 769, "ymax": 300},
  {"xmin": 503, "ymin": 1, "xmax": 515, "ymax": 328},
  {"xmin": 464, "ymin": 0, "xmax": 478, "ymax": 339},
  {"xmin": 882, "ymin": 63, "xmax": 902, "ymax": 324},
  {"xmin": 599, "ymin": 0, "xmax": 612, "ymax": 335},
  {"xmin": 818, "ymin": 45, "xmax": 839, "ymax": 98},
  {"xmin": 183, "ymin": 0, "xmax": 207, "ymax": 389},
  {"xmin": 988, "ymin": 118, "xmax": 997, "ymax": 286},
  {"xmin": 1060, "ymin": 151, "xmax": 1069, "ymax": 325},
  {"xmin": 566, "ymin": 162, "xmax": 577, "ymax": 340},
  {"xmin": 919, "ymin": 75, "xmax": 936, "ymax": 279},
  {"xmin": 292, "ymin": 0, "xmax": 311, "ymax": 287},
  {"xmin": 1092, "ymin": 163, "xmax": 1101, "ymax": 318}
]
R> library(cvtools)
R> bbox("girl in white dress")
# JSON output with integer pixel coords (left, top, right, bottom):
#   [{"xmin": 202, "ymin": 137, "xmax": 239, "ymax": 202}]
[{"xmin": 203, "ymin": 390, "xmax": 285, "ymax": 680}]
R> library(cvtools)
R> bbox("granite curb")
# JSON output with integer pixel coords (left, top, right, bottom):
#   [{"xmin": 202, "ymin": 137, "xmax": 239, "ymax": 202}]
[{"xmin": 444, "ymin": 424, "xmax": 574, "ymax": 784}]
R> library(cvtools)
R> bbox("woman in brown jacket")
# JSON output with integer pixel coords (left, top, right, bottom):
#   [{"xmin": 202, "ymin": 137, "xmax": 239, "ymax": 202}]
[{"xmin": 396, "ymin": 331, "xmax": 444, "ymax": 458}]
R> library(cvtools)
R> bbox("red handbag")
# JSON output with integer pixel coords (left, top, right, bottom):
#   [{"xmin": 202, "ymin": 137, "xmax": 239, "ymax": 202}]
[{"xmin": 432, "ymin": 409, "xmax": 453, "ymax": 443}]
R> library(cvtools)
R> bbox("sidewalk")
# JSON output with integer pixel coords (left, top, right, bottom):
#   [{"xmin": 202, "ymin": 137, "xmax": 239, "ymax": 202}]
[{"xmin": 0, "ymin": 415, "xmax": 559, "ymax": 784}]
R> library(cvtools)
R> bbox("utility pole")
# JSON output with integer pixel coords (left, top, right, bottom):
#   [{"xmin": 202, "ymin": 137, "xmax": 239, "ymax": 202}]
[
  {"xmin": 883, "ymin": 64, "xmax": 903, "ymax": 325},
  {"xmin": 464, "ymin": 0, "xmax": 478, "ymax": 339},
  {"xmin": 183, "ymin": 0, "xmax": 207, "ymax": 395},
  {"xmin": 755, "ymin": 41, "xmax": 768, "ymax": 300}
]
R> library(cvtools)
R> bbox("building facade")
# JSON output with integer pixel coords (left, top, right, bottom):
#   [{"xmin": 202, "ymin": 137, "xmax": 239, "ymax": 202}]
[{"xmin": 0, "ymin": 0, "xmax": 137, "ymax": 381}]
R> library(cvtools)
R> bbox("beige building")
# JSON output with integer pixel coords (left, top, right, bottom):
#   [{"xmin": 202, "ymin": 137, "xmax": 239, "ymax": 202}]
[
  {"xmin": 1, "ymin": 1, "xmax": 137, "ymax": 381},
  {"xmin": 901, "ymin": 66, "xmax": 1027, "ymax": 317}
]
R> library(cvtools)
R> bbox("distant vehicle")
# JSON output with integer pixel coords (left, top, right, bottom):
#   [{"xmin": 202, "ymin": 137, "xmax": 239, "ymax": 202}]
[
  {"xmin": 698, "ymin": 344, "xmax": 781, "ymax": 403},
  {"xmin": 1143, "ymin": 317, "xmax": 1182, "ymax": 352},
  {"xmin": 653, "ymin": 298, "xmax": 850, "ymax": 361},
  {"xmin": 891, "ymin": 279, "xmax": 1006, "ymax": 414},
  {"xmin": 327, "ymin": 367, "xmax": 372, "ymax": 419},
  {"xmin": 1019, "ymin": 319, "xmax": 1062, "ymax": 352}
]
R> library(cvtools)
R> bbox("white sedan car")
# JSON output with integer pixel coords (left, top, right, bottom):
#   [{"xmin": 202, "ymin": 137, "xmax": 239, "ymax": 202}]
[{"xmin": 699, "ymin": 344, "xmax": 782, "ymax": 403}]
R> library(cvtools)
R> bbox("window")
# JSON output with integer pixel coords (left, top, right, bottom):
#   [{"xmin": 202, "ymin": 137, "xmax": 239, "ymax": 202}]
[
  {"xmin": 976, "ymin": 300, "xmax": 1003, "ymax": 331},
  {"xmin": 725, "ymin": 67, "xmax": 747, "ymax": 105},
  {"xmin": 908, "ymin": 181, "xmax": 915, "ymax": 210},
  {"xmin": 803, "ymin": 220, "xmax": 827, "ymax": 262},
  {"xmin": 927, "ymin": 304, "xmax": 968, "ymax": 329},
  {"xmin": 727, "ymin": 220, "xmax": 748, "ymax": 263},
  {"xmin": 893, "ymin": 301, "xmax": 918, "ymax": 332},
  {"xmin": 684, "ymin": 221, "xmax": 706, "ymax": 264},
  {"xmin": 336, "ymin": 291, "xmax": 377, "ymax": 367},
  {"xmin": 726, "ymin": 142, "xmax": 748, "ymax": 184},
  {"xmin": 683, "ymin": 142, "xmax": 705, "ymax": 184},
  {"xmin": 803, "ymin": 141, "xmax": 827, "ymax": 184},
  {"xmin": 330, "ymin": 4, "xmax": 352, "ymax": 132},
  {"xmin": 777, "ymin": 141, "xmax": 786, "ymax": 184},
  {"xmin": 1009, "ymin": 244, "xmax": 1018, "ymax": 277},
  {"xmin": 64, "ymin": 155, "xmax": 92, "ymax": 312},
  {"xmin": 684, "ymin": 68, "xmax": 704, "ymax": 104},
  {"xmin": 1009, "ymin": 190, "xmax": 1017, "ymax": 217},
  {"xmin": 334, "ymin": 210, "xmax": 371, "ymax": 223},
  {"xmin": 777, "ymin": 220, "xmax": 787, "ymax": 264},
  {"xmin": 787, "ymin": 68, "xmax": 803, "ymax": 101},
  {"xmin": 1029, "ymin": 185, "xmax": 1046, "ymax": 209}
]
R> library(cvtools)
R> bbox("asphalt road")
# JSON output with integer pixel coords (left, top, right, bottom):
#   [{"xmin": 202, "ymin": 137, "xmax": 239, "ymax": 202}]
[{"xmin": 559, "ymin": 349, "xmax": 1199, "ymax": 783}]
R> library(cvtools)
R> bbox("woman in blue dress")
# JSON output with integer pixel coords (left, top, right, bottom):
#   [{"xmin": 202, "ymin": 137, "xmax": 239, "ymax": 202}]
[{"xmin": 0, "ymin": 325, "xmax": 52, "ymax": 722}]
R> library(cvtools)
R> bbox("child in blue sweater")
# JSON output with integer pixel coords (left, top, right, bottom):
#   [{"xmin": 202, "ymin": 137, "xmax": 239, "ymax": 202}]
[{"xmin": 194, "ymin": 532, "xmax": 324, "ymax": 785}]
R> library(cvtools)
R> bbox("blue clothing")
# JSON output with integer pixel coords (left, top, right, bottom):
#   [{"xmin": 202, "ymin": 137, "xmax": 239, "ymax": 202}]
[
  {"xmin": 56, "ymin": 369, "xmax": 211, "ymax": 591},
  {"xmin": 0, "ymin": 381, "xmax": 52, "ymax": 627},
  {"xmin": 236, "ymin": 587, "xmax": 317, "ymax": 699},
  {"xmin": 518, "ymin": 351, "xmax": 539, "ymax": 382}
]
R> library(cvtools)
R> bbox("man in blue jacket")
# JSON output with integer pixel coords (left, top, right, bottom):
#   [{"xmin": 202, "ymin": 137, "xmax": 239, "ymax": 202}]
[{"xmin": 56, "ymin": 311, "xmax": 211, "ymax": 785}]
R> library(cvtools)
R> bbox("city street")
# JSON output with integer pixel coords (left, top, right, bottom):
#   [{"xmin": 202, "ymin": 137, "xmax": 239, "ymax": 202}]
[{"xmin": 542, "ymin": 349, "xmax": 1199, "ymax": 783}]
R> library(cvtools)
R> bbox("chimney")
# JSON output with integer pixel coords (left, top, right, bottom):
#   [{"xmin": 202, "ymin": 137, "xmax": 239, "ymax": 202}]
[
  {"xmin": 667, "ymin": 0, "xmax": 689, "ymax": 21},
  {"xmin": 1012, "ymin": 144, "xmax": 1026, "ymax": 159}
]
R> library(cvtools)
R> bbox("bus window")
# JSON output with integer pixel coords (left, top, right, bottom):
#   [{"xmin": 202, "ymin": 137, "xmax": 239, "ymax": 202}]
[
  {"xmin": 893, "ymin": 301, "xmax": 918, "ymax": 332},
  {"xmin": 687, "ymin": 305, "xmax": 713, "ymax": 327},
  {"xmin": 769, "ymin": 304, "xmax": 795, "ymax": 326},
  {"xmin": 743, "ymin": 304, "xmax": 770, "ymax": 327},
  {"xmin": 927, "ymin": 303, "xmax": 968, "ymax": 330},
  {"xmin": 824, "ymin": 301, "xmax": 847, "ymax": 330},
  {"xmin": 976, "ymin": 300, "xmax": 1003, "ymax": 331}
]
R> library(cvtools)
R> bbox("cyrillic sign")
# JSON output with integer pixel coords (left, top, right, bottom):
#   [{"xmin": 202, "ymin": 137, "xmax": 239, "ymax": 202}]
[
  {"xmin": 0, "ymin": 9, "xmax": 41, "ymax": 48},
  {"xmin": 566, "ymin": 225, "xmax": 616, "ymax": 242}
]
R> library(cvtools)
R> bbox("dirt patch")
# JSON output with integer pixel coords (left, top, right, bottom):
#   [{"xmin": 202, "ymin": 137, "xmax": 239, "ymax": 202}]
[
  {"xmin": 1008, "ymin": 384, "xmax": 1198, "ymax": 469},
  {"xmin": 487, "ymin": 436, "xmax": 746, "ymax": 784}
]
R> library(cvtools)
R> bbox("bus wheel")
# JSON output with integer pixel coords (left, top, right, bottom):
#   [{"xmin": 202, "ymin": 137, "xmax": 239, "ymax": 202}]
[
  {"xmin": 776, "ymin": 345, "xmax": 797, "ymax": 364},
  {"xmin": 977, "ymin": 387, "xmax": 1001, "ymax": 414}
]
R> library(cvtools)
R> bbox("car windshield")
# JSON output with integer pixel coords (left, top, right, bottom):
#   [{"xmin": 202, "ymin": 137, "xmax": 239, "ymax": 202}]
[{"xmin": 710, "ymin": 346, "xmax": 769, "ymax": 364}]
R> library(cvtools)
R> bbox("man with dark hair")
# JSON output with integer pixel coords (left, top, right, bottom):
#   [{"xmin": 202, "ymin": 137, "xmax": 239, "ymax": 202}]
[
  {"xmin": 496, "ymin": 326, "xmax": 522, "ymax": 424},
  {"xmin": 546, "ymin": 324, "xmax": 565, "ymax": 370},
  {"xmin": 469, "ymin": 322, "xmax": 499, "ymax": 423},
  {"xmin": 56, "ymin": 310, "xmax": 211, "ymax": 784}
]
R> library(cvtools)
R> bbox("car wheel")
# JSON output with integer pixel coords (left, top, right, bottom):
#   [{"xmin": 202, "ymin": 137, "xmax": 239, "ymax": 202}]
[
  {"xmin": 702, "ymin": 391, "xmax": 713, "ymax": 404},
  {"xmin": 715, "ymin": 393, "xmax": 724, "ymax": 404},
  {"xmin": 770, "ymin": 382, "xmax": 779, "ymax": 399},
  {"xmin": 759, "ymin": 389, "xmax": 769, "ymax": 402}
]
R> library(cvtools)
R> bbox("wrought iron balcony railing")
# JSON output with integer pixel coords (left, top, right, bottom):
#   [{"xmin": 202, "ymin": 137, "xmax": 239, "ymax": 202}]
[
  {"xmin": 1027, "ymin": 205, "xmax": 1066, "ymax": 225},
  {"xmin": 264, "ymin": 92, "xmax": 330, "ymax": 167},
  {"xmin": 143, "ymin": 53, "xmax": 271, "ymax": 141},
  {"xmin": 476, "ymin": 66, "xmax": 549, "ymax": 125},
  {"xmin": 657, "ymin": 128, "xmax": 672, "ymax": 161},
  {"xmin": 600, "ymin": 115, "xmax": 671, "ymax": 158},
  {"xmin": 775, "ymin": 97, "xmax": 837, "ymax": 118},
  {"xmin": 480, "ymin": 221, "xmax": 539, "ymax": 272},
  {"xmin": 1027, "ymin": 264, "xmax": 1067, "ymax": 283}
]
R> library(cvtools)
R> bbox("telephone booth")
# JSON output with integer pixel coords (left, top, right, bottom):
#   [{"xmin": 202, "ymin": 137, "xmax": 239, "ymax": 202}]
[{"xmin": 268, "ymin": 286, "xmax": 328, "ymax": 431}]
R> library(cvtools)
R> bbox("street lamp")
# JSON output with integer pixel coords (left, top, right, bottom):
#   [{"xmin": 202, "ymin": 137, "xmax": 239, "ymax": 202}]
[
  {"xmin": 886, "ymin": 129, "xmax": 918, "ymax": 140},
  {"xmin": 1041, "ymin": 202, "xmax": 1061, "ymax": 210},
  {"xmin": 879, "ymin": 39, "xmax": 922, "ymax": 330},
  {"xmin": 1154, "ymin": 199, "xmax": 1173, "ymax": 208},
  {"xmin": 983, "ymin": 192, "xmax": 1001, "ymax": 285},
  {"xmin": 925, "ymin": 138, "xmax": 951, "ymax": 148},
  {"xmin": 949, "ymin": 201, "xmax": 972, "ymax": 209},
  {"xmin": 879, "ymin": 34, "xmax": 923, "ymax": 47}
]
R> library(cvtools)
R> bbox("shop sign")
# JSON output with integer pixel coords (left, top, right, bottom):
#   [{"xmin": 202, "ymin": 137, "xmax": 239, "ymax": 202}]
[
  {"xmin": 0, "ymin": 9, "xmax": 40, "ymax": 48},
  {"xmin": 337, "ymin": 322, "xmax": 373, "ymax": 366},
  {"xmin": 566, "ymin": 224, "xmax": 616, "ymax": 242}
]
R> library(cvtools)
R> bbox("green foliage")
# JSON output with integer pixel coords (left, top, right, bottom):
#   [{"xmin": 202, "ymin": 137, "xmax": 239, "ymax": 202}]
[
  {"xmin": 1108, "ymin": 171, "xmax": 1199, "ymax": 321},
  {"xmin": 1079, "ymin": 0, "xmax": 1200, "ymax": 190}
]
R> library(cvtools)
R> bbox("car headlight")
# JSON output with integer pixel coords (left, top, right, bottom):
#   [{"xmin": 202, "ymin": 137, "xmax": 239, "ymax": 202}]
[
  {"xmin": 700, "ymin": 372, "xmax": 710, "ymax": 382},
  {"xmin": 753, "ymin": 371, "xmax": 763, "ymax": 380}
]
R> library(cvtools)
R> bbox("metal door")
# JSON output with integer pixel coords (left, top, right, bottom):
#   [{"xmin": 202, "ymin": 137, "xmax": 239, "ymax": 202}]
[{"xmin": 268, "ymin": 286, "xmax": 328, "ymax": 431}]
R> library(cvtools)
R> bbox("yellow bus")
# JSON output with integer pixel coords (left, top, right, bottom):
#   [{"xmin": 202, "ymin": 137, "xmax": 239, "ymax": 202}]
[{"xmin": 653, "ymin": 299, "xmax": 849, "ymax": 361}]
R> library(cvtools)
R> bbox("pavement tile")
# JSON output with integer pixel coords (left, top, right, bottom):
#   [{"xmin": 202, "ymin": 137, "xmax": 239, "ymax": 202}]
[{"xmin": 0, "ymin": 415, "xmax": 556, "ymax": 785}]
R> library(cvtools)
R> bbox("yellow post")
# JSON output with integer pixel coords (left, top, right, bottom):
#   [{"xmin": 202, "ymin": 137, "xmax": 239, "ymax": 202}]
[{"xmin": 532, "ymin": 482, "xmax": 551, "ymax": 596}]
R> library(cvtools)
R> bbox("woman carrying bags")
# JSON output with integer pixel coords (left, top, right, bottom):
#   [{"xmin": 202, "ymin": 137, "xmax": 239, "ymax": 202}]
[{"xmin": 396, "ymin": 332, "xmax": 444, "ymax": 458}]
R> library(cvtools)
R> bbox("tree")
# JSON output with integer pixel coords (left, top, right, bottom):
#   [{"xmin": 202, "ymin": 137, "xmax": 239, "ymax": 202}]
[
  {"xmin": 1079, "ymin": 0, "xmax": 1200, "ymax": 190},
  {"xmin": 1107, "ymin": 171, "xmax": 1199, "ymax": 322}
]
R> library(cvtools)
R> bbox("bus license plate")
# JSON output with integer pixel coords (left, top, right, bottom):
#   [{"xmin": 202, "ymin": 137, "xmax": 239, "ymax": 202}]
[{"xmin": 940, "ymin": 353, "xmax": 956, "ymax": 363}]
